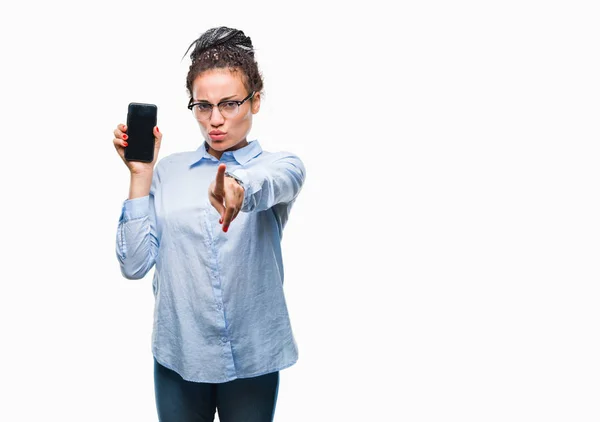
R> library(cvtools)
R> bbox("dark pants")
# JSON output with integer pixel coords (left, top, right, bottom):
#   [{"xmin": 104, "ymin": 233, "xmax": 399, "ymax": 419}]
[{"xmin": 154, "ymin": 358, "xmax": 280, "ymax": 422}]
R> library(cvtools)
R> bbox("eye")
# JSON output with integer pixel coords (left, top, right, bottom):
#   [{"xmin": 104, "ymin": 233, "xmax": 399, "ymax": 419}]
[
  {"xmin": 220, "ymin": 101, "xmax": 238, "ymax": 112},
  {"xmin": 195, "ymin": 103, "xmax": 212, "ymax": 112}
]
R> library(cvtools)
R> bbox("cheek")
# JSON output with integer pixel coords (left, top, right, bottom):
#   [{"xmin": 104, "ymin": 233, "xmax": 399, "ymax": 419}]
[
  {"xmin": 237, "ymin": 112, "xmax": 253, "ymax": 127},
  {"xmin": 239, "ymin": 121, "xmax": 251, "ymax": 136},
  {"xmin": 229, "ymin": 114, "xmax": 250, "ymax": 133},
  {"xmin": 197, "ymin": 121, "xmax": 209, "ymax": 134}
]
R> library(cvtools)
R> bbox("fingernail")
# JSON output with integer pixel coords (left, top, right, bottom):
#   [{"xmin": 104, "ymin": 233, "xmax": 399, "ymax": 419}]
[
  {"xmin": 123, "ymin": 141, "xmax": 128, "ymax": 147},
  {"xmin": 156, "ymin": 127, "xmax": 160, "ymax": 133},
  {"xmin": 123, "ymin": 134, "xmax": 128, "ymax": 140},
  {"xmin": 219, "ymin": 218, "xmax": 223, "ymax": 224},
  {"xmin": 223, "ymin": 226, "xmax": 228, "ymax": 232}
]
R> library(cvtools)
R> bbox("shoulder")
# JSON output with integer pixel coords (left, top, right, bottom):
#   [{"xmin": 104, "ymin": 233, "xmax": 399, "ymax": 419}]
[
  {"xmin": 255, "ymin": 148, "xmax": 303, "ymax": 164},
  {"xmin": 250, "ymin": 149, "xmax": 306, "ymax": 181}
]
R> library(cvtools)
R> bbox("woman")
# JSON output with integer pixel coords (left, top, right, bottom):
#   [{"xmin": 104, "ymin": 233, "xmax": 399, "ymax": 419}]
[{"xmin": 113, "ymin": 26, "xmax": 305, "ymax": 422}]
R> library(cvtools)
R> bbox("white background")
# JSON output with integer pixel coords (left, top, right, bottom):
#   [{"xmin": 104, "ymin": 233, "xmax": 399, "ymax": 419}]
[{"xmin": 1, "ymin": 0, "xmax": 599, "ymax": 421}]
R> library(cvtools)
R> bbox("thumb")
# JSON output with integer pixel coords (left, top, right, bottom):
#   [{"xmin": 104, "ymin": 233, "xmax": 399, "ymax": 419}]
[{"xmin": 154, "ymin": 126, "xmax": 162, "ymax": 147}]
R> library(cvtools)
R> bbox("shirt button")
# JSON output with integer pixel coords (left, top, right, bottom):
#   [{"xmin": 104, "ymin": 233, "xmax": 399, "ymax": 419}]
[
  {"xmin": 221, "ymin": 337, "xmax": 228, "ymax": 343},
  {"xmin": 217, "ymin": 303, "xmax": 222, "ymax": 310}
]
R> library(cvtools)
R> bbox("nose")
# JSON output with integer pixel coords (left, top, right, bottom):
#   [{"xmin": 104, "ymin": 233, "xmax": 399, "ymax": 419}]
[{"xmin": 209, "ymin": 106, "xmax": 225, "ymax": 126}]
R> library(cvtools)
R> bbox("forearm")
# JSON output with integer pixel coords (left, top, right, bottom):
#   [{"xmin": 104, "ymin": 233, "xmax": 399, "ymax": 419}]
[
  {"xmin": 117, "ymin": 153, "xmax": 161, "ymax": 281},
  {"xmin": 128, "ymin": 171, "xmax": 153, "ymax": 200},
  {"xmin": 233, "ymin": 154, "xmax": 305, "ymax": 213},
  {"xmin": 116, "ymin": 196, "xmax": 159, "ymax": 279}
]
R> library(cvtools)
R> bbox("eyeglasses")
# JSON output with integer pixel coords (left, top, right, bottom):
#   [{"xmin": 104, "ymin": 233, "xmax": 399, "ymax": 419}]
[{"xmin": 187, "ymin": 91, "xmax": 255, "ymax": 120}]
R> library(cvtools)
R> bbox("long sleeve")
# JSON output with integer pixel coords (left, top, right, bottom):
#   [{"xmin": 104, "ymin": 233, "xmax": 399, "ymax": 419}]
[
  {"xmin": 115, "ymin": 170, "xmax": 160, "ymax": 280},
  {"xmin": 231, "ymin": 152, "xmax": 306, "ymax": 214}
]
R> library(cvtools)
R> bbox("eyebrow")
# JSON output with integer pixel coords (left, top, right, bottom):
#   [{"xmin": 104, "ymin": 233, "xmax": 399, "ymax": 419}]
[{"xmin": 196, "ymin": 95, "xmax": 240, "ymax": 103}]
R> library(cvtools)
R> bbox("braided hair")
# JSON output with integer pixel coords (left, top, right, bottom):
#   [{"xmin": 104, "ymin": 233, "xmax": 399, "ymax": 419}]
[{"xmin": 183, "ymin": 27, "xmax": 264, "ymax": 99}]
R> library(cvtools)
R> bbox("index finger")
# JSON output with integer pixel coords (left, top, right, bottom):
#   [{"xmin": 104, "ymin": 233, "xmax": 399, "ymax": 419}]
[
  {"xmin": 119, "ymin": 123, "xmax": 128, "ymax": 132},
  {"xmin": 215, "ymin": 164, "xmax": 226, "ymax": 193}
]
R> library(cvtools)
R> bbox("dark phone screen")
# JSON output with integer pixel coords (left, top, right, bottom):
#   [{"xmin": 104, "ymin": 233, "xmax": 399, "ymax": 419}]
[{"xmin": 125, "ymin": 103, "xmax": 157, "ymax": 162}]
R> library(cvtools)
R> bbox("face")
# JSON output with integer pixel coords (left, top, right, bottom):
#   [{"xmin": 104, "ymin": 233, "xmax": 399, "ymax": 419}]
[{"xmin": 191, "ymin": 68, "xmax": 260, "ymax": 157}]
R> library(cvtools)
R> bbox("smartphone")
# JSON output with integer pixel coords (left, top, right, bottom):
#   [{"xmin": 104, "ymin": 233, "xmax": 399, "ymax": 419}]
[{"xmin": 125, "ymin": 102, "xmax": 157, "ymax": 163}]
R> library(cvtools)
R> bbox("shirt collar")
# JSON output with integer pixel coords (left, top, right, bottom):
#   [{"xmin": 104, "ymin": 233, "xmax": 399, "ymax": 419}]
[{"xmin": 189, "ymin": 140, "xmax": 262, "ymax": 167}]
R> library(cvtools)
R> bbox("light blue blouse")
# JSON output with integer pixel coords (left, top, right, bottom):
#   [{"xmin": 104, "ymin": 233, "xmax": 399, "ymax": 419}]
[{"xmin": 115, "ymin": 140, "xmax": 305, "ymax": 383}]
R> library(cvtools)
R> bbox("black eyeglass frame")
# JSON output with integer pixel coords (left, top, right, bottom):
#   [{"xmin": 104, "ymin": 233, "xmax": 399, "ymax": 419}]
[{"xmin": 187, "ymin": 91, "xmax": 256, "ymax": 115}]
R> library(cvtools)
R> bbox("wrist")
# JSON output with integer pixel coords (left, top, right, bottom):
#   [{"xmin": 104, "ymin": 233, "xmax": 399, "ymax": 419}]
[
  {"xmin": 130, "ymin": 168, "xmax": 153, "ymax": 179},
  {"xmin": 129, "ymin": 171, "xmax": 152, "ymax": 199}
]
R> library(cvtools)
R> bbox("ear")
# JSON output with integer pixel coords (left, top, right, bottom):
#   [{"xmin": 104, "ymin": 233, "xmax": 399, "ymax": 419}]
[{"xmin": 251, "ymin": 92, "xmax": 261, "ymax": 114}]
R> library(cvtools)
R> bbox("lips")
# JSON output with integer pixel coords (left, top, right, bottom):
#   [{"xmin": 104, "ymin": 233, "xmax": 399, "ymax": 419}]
[{"xmin": 209, "ymin": 130, "xmax": 226, "ymax": 141}]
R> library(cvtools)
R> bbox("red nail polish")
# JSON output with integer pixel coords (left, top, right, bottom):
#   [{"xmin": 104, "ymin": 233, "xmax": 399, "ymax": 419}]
[
  {"xmin": 223, "ymin": 226, "xmax": 228, "ymax": 232},
  {"xmin": 123, "ymin": 134, "xmax": 128, "ymax": 140},
  {"xmin": 123, "ymin": 141, "xmax": 128, "ymax": 147},
  {"xmin": 156, "ymin": 127, "xmax": 160, "ymax": 133},
  {"xmin": 219, "ymin": 218, "xmax": 223, "ymax": 224}
]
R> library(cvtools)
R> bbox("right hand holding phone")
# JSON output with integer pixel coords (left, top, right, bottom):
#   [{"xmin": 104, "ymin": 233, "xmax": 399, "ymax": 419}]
[{"xmin": 113, "ymin": 123, "xmax": 162, "ymax": 175}]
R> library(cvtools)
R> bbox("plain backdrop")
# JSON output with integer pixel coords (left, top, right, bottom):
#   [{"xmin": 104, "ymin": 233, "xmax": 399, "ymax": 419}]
[{"xmin": 1, "ymin": 1, "xmax": 599, "ymax": 421}]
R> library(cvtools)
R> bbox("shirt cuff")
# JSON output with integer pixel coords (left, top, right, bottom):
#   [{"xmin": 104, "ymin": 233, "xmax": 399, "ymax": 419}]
[
  {"xmin": 230, "ymin": 168, "xmax": 252, "ymax": 211},
  {"xmin": 121, "ymin": 196, "xmax": 150, "ymax": 221}
]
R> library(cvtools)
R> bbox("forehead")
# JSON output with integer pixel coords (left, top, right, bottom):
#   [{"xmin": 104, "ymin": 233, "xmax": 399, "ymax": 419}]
[{"xmin": 192, "ymin": 68, "xmax": 246, "ymax": 100}]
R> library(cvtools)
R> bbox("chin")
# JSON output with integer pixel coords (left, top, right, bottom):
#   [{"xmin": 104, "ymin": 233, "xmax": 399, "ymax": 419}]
[
  {"xmin": 211, "ymin": 139, "xmax": 247, "ymax": 151},
  {"xmin": 209, "ymin": 141, "xmax": 233, "ymax": 151}
]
